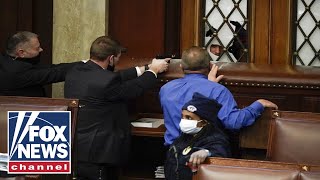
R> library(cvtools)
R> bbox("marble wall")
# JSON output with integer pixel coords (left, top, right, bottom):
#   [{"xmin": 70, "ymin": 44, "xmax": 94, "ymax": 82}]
[{"xmin": 52, "ymin": 0, "xmax": 108, "ymax": 97}]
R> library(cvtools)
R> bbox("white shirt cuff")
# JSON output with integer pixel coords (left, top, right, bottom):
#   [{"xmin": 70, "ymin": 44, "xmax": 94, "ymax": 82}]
[
  {"xmin": 146, "ymin": 70, "xmax": 157, "ymax": 78},
  {"xmin": 135, "ymin": 66, "xmax": 143, "ymax": 77},
  {"xmin": 81, "ymin": 59, "xmax": 89, "ymax": 63}
]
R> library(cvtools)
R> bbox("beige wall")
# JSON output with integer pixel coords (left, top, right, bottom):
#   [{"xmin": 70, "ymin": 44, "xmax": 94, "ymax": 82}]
[{"xmin": 52, "ymin": 0, "xmax": 108, "ymax": 98}]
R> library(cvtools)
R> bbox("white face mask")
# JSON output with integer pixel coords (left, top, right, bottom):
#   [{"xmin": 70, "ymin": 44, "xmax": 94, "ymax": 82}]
[{"xmin": 179, "ymin": 119, "xmax": 203, "ymax": 135}]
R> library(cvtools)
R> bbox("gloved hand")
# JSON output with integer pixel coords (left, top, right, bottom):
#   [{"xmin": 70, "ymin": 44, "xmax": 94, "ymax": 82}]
[
  {"xmin": 149, "ymin": 58, "xmax": 170, "ymax": 74},
  {"xmin": 188, "ymin": 149, "xmax": 209, "ymax": 166}
]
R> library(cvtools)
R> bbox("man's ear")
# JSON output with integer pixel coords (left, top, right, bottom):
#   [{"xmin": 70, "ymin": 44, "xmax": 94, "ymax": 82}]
[
  {"xmin": 108, "ymin": 55, "xmax": 114, "ymax": 66},
  {"xmin": 17, "ymin": 49, "xmax": 25, "ymax": 58}
]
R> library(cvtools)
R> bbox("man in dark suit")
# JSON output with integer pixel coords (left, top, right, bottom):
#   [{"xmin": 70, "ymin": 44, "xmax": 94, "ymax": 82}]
[
  {"xmin": 0, "ymin": 31, "xmax": 80, "ymax": 97},
  {"xmin": 64, "ymin": 36, "xmax": 169, "ymax": 180}
]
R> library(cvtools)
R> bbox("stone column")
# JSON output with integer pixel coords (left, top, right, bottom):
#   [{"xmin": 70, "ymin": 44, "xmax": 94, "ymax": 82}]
[{"xmin": 52, "ymin": 0, "xmax": 107, "ymax": 97}]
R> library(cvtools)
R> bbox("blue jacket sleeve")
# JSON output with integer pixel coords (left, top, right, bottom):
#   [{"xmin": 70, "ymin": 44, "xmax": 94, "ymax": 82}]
[{"xmin": 215, "ymin": 88, "xmax": 264, "ymax": 129}]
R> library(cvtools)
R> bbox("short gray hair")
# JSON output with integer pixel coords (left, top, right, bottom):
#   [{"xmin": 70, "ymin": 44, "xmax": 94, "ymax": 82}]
[{"xmin": 6, "ymin": 31, "xmax": 38, "ymax": 55}]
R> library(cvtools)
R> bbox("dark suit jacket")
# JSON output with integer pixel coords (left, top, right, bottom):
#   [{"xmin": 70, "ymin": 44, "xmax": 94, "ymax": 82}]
[
  {"xmin": 64, "ymin": 60, "xmax": 157, "ymax": 165},
  {"xmin": 0, "ymin": 53, "xmax": 79, "ymax": 97}
]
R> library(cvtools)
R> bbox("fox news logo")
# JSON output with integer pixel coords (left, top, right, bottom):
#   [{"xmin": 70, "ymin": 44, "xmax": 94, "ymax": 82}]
[{"xmin": 7, "ymin": 111, "xmax": 71, "ymax": 174}]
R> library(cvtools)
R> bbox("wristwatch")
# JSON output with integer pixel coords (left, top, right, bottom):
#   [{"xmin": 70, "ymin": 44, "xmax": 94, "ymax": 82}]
[{"xmin": 144, "ymin": 64, "xmax": 149, "ymax": 71}]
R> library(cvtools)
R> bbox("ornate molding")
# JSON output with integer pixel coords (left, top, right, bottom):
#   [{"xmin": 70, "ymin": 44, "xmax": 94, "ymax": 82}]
[{"xmin": 220, "ymin": 81, "xmax": 320, "ymax": 89}]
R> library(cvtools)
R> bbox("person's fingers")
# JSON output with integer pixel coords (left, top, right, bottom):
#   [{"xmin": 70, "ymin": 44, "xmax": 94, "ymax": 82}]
[
  {"xmin": 210, "ymin": 65, "xmax": 218, "ymax": 75},
  {"xmin": 211, "ymin": 63, "xmax": 216, "ymax": 70},
  {"xmin": 189, "ymin": 155, "xmax": 194, "ymax": 164},
  {"xmin": 257, "ymin": 99, "xmax": 278, "ymax": 109},
  {"xmin": 211, "ymin": 64, "xmax": 217, "ymax": 72},
  {"xmin": 191, "ymin": 156, "xmax": 197, "ymax": 165},
  {"xmin": 196, "ymin": 157, "xmax": 201, "ymax": 165},
  {"xmin": 163, "ymin": 58, "xmax": 171, "ymax": 62},
  {"xmin": 269, "ymin": 102, "xmax": 278, "ymax": 109},
  {"xmin": 215, "ymin": 75, "xmax": 224, "ymax": 82},
  {"xmin": 208, "ymin": 65, "xmax": 224, "ymax": 82}
]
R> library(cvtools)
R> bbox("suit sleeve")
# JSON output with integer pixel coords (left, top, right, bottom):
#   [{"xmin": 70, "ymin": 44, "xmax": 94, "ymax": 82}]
[
  {"xmin": 0, "ymin": 72, "xmax": 18, "ymax": 90},
  {"xmin": 118, "ymin": 67, "xmax": 138, "ymax": 81},
  {"xmin": 215, "ymin": 87, "xmax": 264, "ymax": 129},
  {"xmin": 12, "ymin": 62, "xmax": 81, "ymax": 89},
  {"xmin": 104, "ymin": 71, "xmax": 157, "ymax": 101}
]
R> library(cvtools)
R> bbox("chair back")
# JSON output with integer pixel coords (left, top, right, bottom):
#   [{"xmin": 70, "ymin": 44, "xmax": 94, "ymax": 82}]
[
  {"xmin": 267, "ymin": 110, "xmax": 320, "ymax": 165},
  {"xmin": 194, "ymin": 157, "xmax": 320, "ymax": 180}
]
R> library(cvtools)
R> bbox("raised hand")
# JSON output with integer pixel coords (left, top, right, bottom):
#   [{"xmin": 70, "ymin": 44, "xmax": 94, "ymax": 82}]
[
  {"xmin": 208, "ymin": 64, "xmax": 224, "ymax": 82},
  {"xmin": 149, "ymin": 58, "xmax": 169, "ymax": 74}
]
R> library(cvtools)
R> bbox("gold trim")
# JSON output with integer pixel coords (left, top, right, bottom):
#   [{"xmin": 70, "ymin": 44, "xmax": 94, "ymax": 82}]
[{"xmin": 219, "ymin": 81, "xmax": 320, "ymax": 89}]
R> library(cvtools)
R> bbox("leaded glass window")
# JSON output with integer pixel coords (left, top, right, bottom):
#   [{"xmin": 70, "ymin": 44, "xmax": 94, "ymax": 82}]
[
  {"xmin": 294, "ymin": 0, "xmax": 320, "ymax": 66},
  {"xmin": 203, "ymin": 0, "xmax": 249, "ymax": 62}
]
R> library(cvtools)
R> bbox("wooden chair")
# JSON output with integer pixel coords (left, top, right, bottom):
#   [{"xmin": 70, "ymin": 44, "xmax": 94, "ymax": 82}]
[
  {"xmin": 239, "ymin": 107, "xmax": 273, "ymax": 150},
  {"xmin": 194, "ymin": 157, "xmax": 320, "ymax": 180},
  {"xmin": 267, "ymin": 110, "xmax": 320, "ymax": 165}
]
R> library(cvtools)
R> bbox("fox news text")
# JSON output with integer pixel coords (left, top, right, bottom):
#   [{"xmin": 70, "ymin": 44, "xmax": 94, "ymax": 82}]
[{"xmin": 7, "ymin": 111, "xmax": 71, "ymax": 174}]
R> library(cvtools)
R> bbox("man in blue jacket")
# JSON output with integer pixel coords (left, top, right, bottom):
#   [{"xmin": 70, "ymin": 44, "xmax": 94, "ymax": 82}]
[{"xmin": 160, "ymin": 46, "xmax": 278, "ymax": 147}]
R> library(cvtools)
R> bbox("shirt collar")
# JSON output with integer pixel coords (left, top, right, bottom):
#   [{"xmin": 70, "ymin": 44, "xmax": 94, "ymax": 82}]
[
  {"xmin": 87, "ymin": 60, "xmax": 106, "ymax": 70},
  {"xmin": 184, "ymin": 73, "xmax": 207, "ymax": 79}
]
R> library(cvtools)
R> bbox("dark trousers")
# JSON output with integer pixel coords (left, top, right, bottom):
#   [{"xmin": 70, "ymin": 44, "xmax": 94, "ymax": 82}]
[{"xmin": 77, "ymin": 161, "xmax": 119, "ymax": 180}]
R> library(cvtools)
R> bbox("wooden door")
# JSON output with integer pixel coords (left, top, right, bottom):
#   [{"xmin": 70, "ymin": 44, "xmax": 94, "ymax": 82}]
[{"xmin": 181, "ymin": 0, "xmax": 294, "ymax": 65}]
